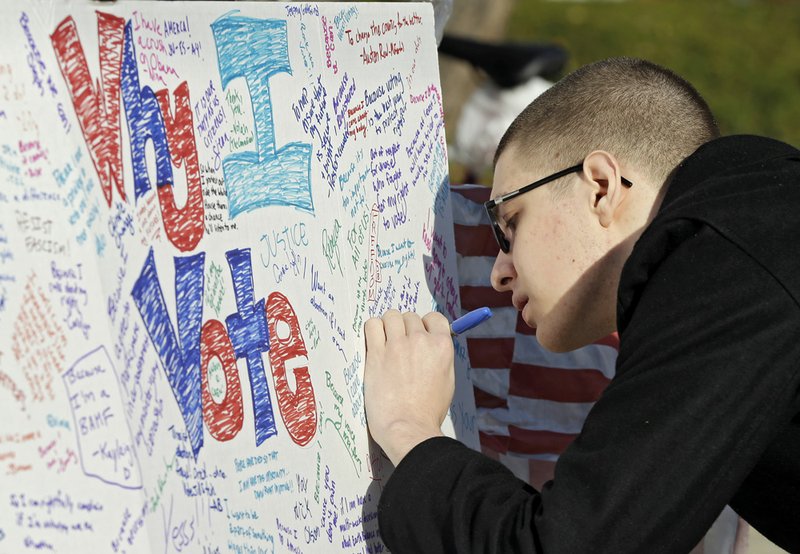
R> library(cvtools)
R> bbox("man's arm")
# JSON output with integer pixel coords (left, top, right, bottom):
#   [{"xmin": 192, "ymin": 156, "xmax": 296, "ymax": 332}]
[{"xmin": 368, "ymin": 226, "xmax": 800, "ymax": 553}]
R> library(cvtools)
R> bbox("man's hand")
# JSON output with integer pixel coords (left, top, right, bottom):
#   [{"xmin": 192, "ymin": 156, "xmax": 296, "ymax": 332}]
[{"xmin": 364, "ymin": 310, "xmax": 455, "ymax": 466}]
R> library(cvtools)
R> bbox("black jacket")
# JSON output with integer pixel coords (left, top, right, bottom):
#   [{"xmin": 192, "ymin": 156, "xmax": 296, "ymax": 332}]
[{"xmin": 378, "ymin": 136, "xmax": 800, "ymax": 553}]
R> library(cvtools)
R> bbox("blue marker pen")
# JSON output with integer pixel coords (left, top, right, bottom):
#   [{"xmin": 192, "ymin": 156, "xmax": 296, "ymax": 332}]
[{"xmin": 450, "ymin": 307, "xmax": 493, "ymax": 335}]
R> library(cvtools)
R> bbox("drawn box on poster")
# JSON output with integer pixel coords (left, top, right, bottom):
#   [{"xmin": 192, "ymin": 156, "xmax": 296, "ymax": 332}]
[{"xmin": 63, "ymin": 345, "xmax": 143, "ymax": 489}]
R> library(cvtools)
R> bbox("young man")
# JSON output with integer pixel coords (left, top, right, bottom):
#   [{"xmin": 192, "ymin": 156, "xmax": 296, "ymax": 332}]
[{"xmin": 363, "ymin": 57, "xmax": 800, "ymax": 553}]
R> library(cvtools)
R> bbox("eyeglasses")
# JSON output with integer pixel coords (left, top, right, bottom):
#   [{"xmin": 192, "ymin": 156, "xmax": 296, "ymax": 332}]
[{"xmin": 483, "ymin": 163, "xmax": 633, "ymax": 253}]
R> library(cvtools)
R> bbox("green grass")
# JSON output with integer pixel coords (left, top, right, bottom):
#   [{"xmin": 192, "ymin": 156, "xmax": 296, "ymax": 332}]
[{"xmin": 506, "ymin": 0, "xmax": 800, "ymax": 147}]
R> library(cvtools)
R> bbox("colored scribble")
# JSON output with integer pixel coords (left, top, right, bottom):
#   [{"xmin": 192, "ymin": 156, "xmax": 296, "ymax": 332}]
[
  {"xmin": 12, "ymin": 274, "xmax": 67, "ymax": 403},
  {"xmin": 212, "ymin": 14, "xmax": 313, "ymax": 217}
]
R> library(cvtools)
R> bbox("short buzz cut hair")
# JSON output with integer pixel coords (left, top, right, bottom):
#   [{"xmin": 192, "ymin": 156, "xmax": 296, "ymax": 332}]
[{"xmin": 494, "ymin": 57, "xmax": 720, "ymax": 188}]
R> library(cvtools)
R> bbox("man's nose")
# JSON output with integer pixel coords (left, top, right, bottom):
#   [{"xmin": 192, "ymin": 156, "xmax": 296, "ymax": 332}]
[{"xmin": 490, "ymin": 250, "xmax": 516, "ymax": 292}]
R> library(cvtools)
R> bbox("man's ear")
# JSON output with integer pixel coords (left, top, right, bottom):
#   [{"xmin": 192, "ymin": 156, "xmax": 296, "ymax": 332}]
[{"xmin": 582, "ymin": 150, "xmax": 628, "ymax": 228}]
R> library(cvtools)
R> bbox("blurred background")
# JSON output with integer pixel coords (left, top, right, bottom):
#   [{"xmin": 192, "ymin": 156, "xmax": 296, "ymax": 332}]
[
  {"xmin": 437, "ymin": 0, "xmax": 800, "ymax": 186},
  {"xmin": 434, "ymin": 0, "xmax": 797, "ymax": 552}
]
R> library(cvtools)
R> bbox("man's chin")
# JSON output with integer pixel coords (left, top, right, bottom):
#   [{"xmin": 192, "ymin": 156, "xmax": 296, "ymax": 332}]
[
  {"xmin": 524, "ymin": 310, "xmax": 594, "ymax": 353},
  {"xmin": 535, "ymin": 323, "xmax": 596, "ymax": 353},
  {"xmin": 537, "ymin": 336, "xmax": 575, "ymax": 354}
]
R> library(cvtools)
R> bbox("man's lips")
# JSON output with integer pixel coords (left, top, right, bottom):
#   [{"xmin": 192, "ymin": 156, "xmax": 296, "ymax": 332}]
[{"xmin": 512, "ymin": 296, "xmax": 528, "ymax": 311}]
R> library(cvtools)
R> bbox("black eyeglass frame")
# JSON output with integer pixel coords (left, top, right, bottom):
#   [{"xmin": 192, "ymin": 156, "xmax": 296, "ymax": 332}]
[{"xmin": 483, "ymin": 163, "xmax": 633, "ymax": 253}]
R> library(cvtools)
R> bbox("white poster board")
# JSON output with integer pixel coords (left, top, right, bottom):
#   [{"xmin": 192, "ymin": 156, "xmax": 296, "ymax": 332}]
[{"xmin": 0, "ymin": 1, "xmax": 478, "ymax": 551}]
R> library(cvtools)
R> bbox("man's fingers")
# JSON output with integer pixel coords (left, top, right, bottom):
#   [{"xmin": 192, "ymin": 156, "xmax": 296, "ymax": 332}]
[
  {"xmin": 422, "ymin": 311, "xmax": 450, "ymax": 335},
  {"xmin": 364, "ymin": 317, "xmax": 386, "ymax": 349},
  {"xmin": 402, "ymin": 312, "xmax": 425, "ymax": 335},
  {"xmin": 371, "ymin": 310, "xmax": 444, "ymax": 344},
  {"xmin": 381, "ymin": 309, "xmax": 405, "ymax": 339}
]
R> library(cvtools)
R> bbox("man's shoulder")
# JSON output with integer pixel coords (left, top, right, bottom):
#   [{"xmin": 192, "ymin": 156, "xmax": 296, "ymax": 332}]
[
  {"xmin": 657, "ymin": 135, "xmax": 799, "ymax": 214},
  {"xmin": 630, "ymin": 135, "xmax": 800, "ymax": 306}
]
